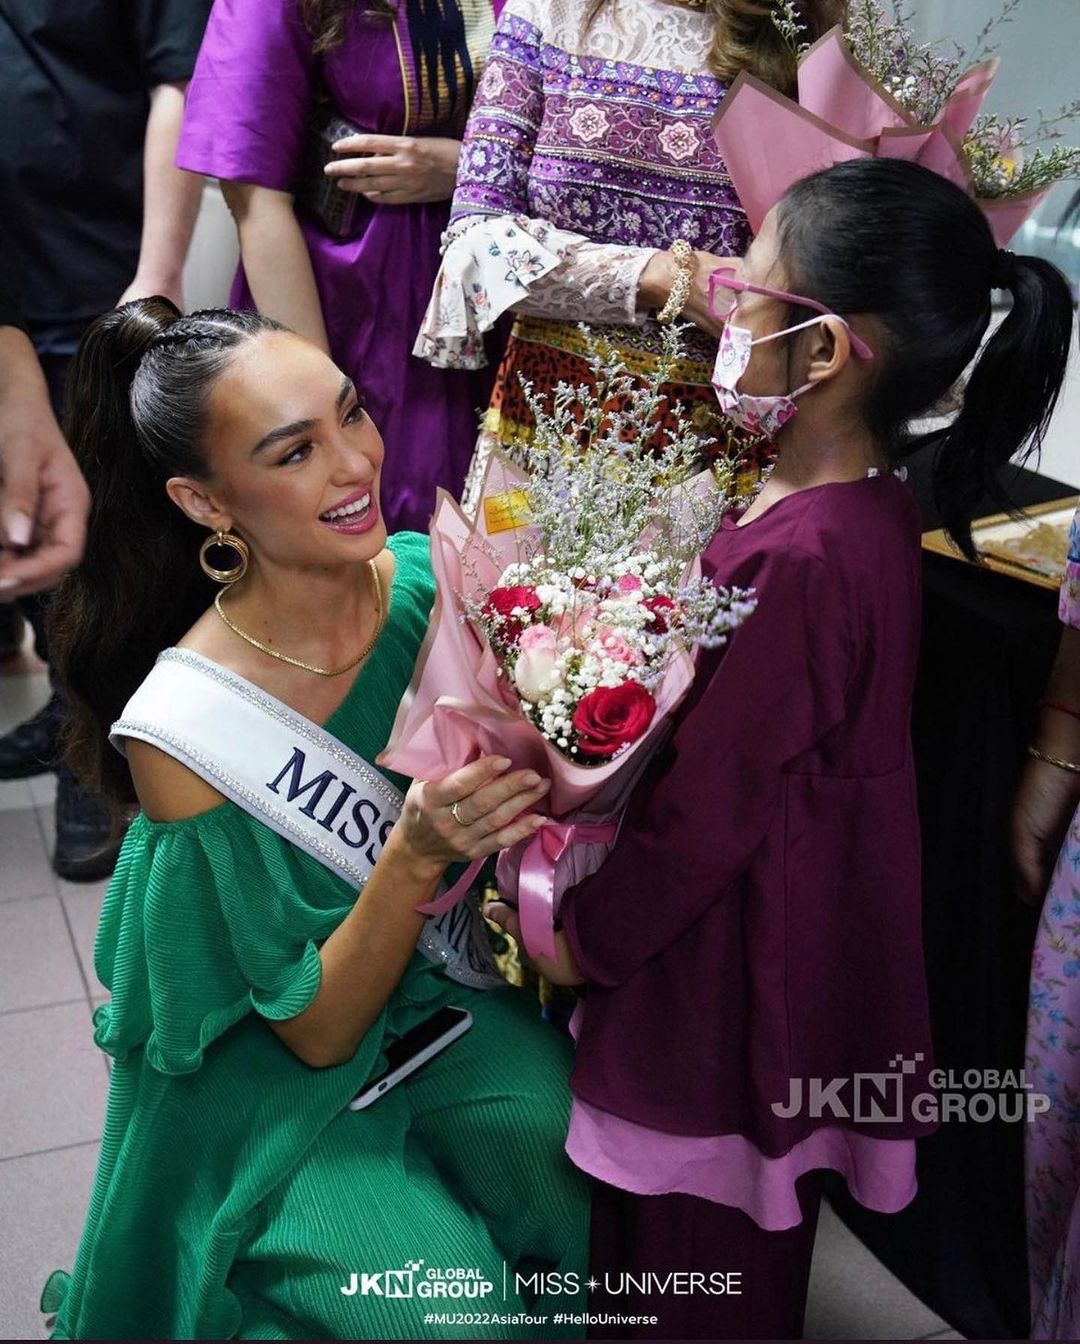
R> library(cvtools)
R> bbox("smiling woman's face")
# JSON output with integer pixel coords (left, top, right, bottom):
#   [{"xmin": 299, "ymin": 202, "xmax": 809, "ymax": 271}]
[{"xmin": 170, "ymin": 330, "xmax": 388, "ymax": 572}]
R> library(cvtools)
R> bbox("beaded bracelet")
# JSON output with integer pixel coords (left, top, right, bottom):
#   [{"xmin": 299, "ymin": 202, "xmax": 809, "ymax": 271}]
[
  {"xmin": 656, "ymin": 239, "xmax": 694, "ymax": 324},
  {"xmin": 1040, "ymin": 699, "xmax": 1080, "ymax": 723},
  {"xmin": 1028, "ymin": 745, "xmax": 1080, "ymax": 774}
]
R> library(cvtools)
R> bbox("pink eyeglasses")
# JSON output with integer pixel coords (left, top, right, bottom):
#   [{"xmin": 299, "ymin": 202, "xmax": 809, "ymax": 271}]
[{"xmin": 707, "ymin": 266, "xmax": 875, "ymax": 361}]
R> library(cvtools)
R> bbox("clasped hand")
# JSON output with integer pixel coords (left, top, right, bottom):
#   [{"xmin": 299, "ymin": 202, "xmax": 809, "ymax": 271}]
[
  {"xmin": 324, "ymin": 133, "xmax": 461, "ymax": 205},
  {"xmin": 397, "ymin": 756, "xmax": 550, "ymax": 877},
  {"xmin": 0, "ymin": 331, "xmax": 90, "ymax": 596},
  {"xmin": 395, "ymin": 756, "xmax": 584, "ymax": 984}
]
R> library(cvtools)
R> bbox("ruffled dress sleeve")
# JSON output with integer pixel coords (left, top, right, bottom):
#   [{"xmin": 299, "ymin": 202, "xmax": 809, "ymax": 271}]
[{"xmin": 92, "ymin": 803, "xmax": 350, "ymax": 1076}]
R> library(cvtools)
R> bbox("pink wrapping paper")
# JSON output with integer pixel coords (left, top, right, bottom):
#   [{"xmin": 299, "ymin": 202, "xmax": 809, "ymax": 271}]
[
  {"xmin": 713, "ymin": 26, "xmax": 1051, "ymax": 246},
  {"xmin": 378, "ymin": 452, "xmax": 699, "ymax": 958}
]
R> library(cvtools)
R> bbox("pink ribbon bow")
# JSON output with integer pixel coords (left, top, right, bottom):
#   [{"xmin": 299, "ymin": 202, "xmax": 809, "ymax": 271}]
[{"xmin": 415, "ymin": 818, "xmax": 618, "ymax": 962}]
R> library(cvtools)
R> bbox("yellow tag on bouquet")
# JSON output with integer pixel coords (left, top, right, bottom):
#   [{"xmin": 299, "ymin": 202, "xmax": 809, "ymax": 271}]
[{"xmin": 483, "ymin": 489, "xmax": 531, "ymax": 535}]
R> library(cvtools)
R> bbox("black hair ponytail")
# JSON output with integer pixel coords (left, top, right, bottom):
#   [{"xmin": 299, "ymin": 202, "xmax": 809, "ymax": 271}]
[
  {"xmin": 776, "ymin": 158, "xmax": 1075, "ymax": 559},
  {"xmin": 926, "ymin": 252, "xmax": 1073, "ymax": 557},
  {"xmin": 48, "ymin": 298, "xmax": 283, "ymax": 812}
]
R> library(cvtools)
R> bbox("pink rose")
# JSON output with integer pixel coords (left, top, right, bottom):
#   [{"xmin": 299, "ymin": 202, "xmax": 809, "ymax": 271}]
[
  {"xmin": 572, "ymin": 682, "xmax": 656, "ymax": 759},
  {"xmin": 594, "ymin": 627, "xmax": 643, "ymax": 667},
  {"xmin": 616, "ymin": 574, "xmax": 643, "ymax": 595},
  {"xmin": 513, "ymin": 625, "xmax": 563, "ymax": 703}
]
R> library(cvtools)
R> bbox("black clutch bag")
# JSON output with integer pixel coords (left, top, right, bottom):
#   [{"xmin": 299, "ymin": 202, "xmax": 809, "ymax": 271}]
[{"xmin": 294, "ymin": 106, "xmax": 369, "ymax": 240}]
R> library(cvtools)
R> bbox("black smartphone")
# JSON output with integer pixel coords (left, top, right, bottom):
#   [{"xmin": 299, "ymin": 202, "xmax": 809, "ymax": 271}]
[{"xmin": 347, "ymin": 1006, "xmax": 473, "ymax": 1111}]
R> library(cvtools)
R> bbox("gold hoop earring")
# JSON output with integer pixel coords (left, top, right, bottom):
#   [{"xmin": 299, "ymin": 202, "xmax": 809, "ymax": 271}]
[{"xmin": 199, "ymin": 530, "xmax": 249, "ymax": 584}]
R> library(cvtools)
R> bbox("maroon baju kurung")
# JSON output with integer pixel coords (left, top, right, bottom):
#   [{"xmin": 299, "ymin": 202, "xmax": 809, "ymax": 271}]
[{"xmin": 561, "ymin": 475, "xmax": 937, "ymax": 1338}]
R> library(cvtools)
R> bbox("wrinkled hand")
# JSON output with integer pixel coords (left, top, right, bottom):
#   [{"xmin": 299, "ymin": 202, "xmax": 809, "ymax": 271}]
[
  {"xmin": 324, "ymin": 134, "xmax": 461, "ymax": 205},
  {"xmin": 396, "ymin": 756, "xmax": 550, "ymax": 879},
  {"xmin": 1012, "ymin": 757, "xmax": 1080, "ymax": 905},
  {"xmin": 485, "ymin": 901, "xmax": 585, "ymax": 986}
]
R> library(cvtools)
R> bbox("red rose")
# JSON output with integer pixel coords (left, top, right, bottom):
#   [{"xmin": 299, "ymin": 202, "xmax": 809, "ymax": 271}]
[
  {"xmin": 572, "ymin": 681, "xmax": 656, "ymax": 759},
  {"xmin": 483, "ymin": 585, "xmax": 542, "ymax": 643},
  {"xmin": 642, "ymin": 594, "xmax": 677, "ymax": 633}
]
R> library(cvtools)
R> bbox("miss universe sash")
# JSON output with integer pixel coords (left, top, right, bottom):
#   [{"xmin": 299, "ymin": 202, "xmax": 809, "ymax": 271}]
[{"xmin": 110, "ymin": 648, "xmax": 503, "ymax": 989}]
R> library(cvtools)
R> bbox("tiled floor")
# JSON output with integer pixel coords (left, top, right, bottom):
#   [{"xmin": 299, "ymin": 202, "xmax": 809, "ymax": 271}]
[
  {"xmin": 0, "ymin": 641, "xmax": 110, "ymax": 1340},
  {"xmin": 0, "ymin": 634, "xmax": 964, "ymax": 1341}
]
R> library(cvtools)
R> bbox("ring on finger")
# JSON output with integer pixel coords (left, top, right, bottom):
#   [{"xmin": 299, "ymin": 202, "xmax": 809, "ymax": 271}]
[{"xmin": 450, "ymin": 800, "xmax": 468, "ymax": 826}]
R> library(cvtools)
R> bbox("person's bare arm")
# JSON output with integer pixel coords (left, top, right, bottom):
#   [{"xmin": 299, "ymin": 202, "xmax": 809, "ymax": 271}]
[
  {"xmin": 220, "ymin": 181, "xmax": 330, "ymax": 353},
  {"xmin": 271, "ymin": 758, "xmax": 549, "ymax": 1067},
  {"xmin": 129, "ymin": 742, "xmax": 550, "ymax": 1068},
  {"xmin": 119, "ymin": 82, "xmax": 205, "ymax": 308},
  {"xmin": 1013, "ymin": 626, "xmax": 1080, "ymax": 903},
  {"xmin": 0, "ymin": 327, "xmax": 89, "ymax": 595}
]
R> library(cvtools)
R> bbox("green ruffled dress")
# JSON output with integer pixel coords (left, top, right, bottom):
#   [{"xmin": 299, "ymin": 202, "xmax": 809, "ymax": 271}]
[{"xmin": 43, "ymin": 532, "xmax": 589, "ymax": 1340}]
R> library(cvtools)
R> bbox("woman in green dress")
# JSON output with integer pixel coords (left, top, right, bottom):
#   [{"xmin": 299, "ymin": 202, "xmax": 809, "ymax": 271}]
[{"xmin": 41, "ymin": 298, "xmax": 590, "ymax": 1340}]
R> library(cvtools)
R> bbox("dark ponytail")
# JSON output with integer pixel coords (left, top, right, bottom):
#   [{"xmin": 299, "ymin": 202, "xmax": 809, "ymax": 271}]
[
  {"xmin": 48, "ymin": 299, "xmax": 283, "ymax": 812},
  {"xmin": 775, "ymin": 158, "xmax": 1074, "ymax": 559},
  {"xmin": 926, "ymin": 253, "xmax": 1073, "ymax": 556}
]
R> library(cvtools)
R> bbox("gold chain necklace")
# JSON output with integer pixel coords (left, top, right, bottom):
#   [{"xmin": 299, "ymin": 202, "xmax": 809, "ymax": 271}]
[{"xmin": 214, "ymin": 559, "xmax": 384, "ymax": 677}]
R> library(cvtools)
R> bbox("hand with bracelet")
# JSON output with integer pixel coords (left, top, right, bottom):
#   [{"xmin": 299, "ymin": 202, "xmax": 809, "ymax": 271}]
[
  {"xmin": 1012, "ymin": 626, "xmax": 1080, "ymax": 904},
  {"xmin": 637, "ymin": 244, "xmax": 739, "ymax": 337}
]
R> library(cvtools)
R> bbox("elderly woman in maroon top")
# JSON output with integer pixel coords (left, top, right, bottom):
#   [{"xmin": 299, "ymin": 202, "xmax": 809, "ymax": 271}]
[{"xmin": 488, "ymin": 158, "xmax": 1076, "ymax": 1340}]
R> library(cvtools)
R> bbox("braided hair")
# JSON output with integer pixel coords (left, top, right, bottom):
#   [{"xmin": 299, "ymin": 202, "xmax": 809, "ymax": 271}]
[{"xmin": 48, "ymin": 298, "xmax": 285, "ymax": 811}]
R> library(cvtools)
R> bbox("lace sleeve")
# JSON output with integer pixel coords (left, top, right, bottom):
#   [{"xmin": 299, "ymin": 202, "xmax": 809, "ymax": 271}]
[
  {"xmin": 415, "ymin": 214, "xmax": 658, "ymax": 369},
  {"xmin": 514, "ymin": 240, "xmax": 656, "ymax": 323}
]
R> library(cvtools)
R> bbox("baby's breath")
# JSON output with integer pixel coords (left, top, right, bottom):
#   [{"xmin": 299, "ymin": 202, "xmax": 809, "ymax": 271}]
[
  {"xmin": 468, "ymin": 328, "xmax": 757, "ymax": 762},
  {"xmin": 772, "ymin": 0, "xmax": 1078, "ymax": 201}
]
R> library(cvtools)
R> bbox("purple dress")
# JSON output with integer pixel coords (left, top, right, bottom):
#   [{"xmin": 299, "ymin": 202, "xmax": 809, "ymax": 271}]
[
  {"xmin": 177, "ymin": 0, "xmax": 503, "ymax": 532},
  {"xmin": 560, "ymin": 476, "xmax": 937, "ymax": 1223}
]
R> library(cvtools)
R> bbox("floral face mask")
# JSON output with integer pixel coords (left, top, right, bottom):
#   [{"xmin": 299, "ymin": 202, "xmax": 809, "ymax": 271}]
[{"xmin": 708, "ymin": 267, "xmax": 874, "ymax": 440}]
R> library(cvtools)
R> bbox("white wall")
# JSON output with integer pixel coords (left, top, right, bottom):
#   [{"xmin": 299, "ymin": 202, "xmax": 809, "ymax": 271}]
[
  {"xmin": 181, "ymin": 182, "xmax": 239, "ymax": 312},
  {"xmin": 1040, "ymin": 355, "xmax": 1080, "ymax": 487}
]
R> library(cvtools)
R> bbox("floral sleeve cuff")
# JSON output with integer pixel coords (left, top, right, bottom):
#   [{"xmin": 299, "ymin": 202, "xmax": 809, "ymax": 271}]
[{"xmin": 413, "ymin": 214, "xmax": 588, "ymax": 369}]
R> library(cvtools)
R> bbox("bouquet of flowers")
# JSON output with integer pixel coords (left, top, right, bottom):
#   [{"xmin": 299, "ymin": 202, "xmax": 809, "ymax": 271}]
[
  {"xmin": 714, "ymin": 0, "xmax": 1080, "ymax": 246},
  {"xmin": 378, "ymin": 329, "xmax": 757, "ymax": 958}
]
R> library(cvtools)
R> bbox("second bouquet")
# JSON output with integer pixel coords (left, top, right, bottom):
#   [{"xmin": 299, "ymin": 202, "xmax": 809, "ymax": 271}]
[{"xmin": 379, "ymin": 328, "xmax": 757, "ymax": 958}]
